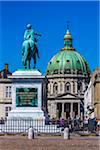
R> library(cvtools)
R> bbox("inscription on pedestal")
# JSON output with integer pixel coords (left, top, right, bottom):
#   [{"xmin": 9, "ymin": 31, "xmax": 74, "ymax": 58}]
[{"xmin": 16, "ymin": 88, "xmax": 38, "ymax": 107}]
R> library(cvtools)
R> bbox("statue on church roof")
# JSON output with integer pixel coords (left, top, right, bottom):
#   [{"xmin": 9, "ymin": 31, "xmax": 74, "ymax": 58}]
[{"xmin": 22, "ymin": 24, "xmax": 41, "ymax": 69}]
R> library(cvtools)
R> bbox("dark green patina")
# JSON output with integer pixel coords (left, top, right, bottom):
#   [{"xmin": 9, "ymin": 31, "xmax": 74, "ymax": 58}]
[
  {"xmin": 22, "ymin": 24, "xmax": 41, "ymax": 69},
  {"xmin": 46, "ymin": 30, "xmax": 90, "ymax": 75}
]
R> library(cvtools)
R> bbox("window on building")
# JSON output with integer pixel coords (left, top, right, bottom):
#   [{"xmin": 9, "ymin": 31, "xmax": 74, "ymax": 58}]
[
  {"xmin": 5, "ymin": 106, "xmax": 11, "ymax": 117},
  {"xmin": 56, "ymin": 60, "xmax": 60, "ymax": 63},
  {"xmin": 60, "ymin": 82, "xmax": 63, "ymax": 92},
  {"xmin": 66, "ymin": 60, "xmax": 70, "ymax": 62},
  {"xmin": 53, "ymin": 82, "xmax": 58, "ymax": 94},
  {"xmin": 65, "ymin": 82, "xmax": 71, "ymax": 92},
  {"xmin": 77, "ymin": 81, "xmax": 82, "ymax": 93},
  {"xmin": 64, "ymin": 69, "xmax": 71, "ymax": 74},
  {"xmin": 53, "ymin": 69, "xmax": 58, "ymax": 74},
  {"xmin": 5, "ymin": 86, "xmax": 12, "ymax": 98},
  {"xmin": 77, "ymin": 69, "xmax": 82, "ymax": 74}
]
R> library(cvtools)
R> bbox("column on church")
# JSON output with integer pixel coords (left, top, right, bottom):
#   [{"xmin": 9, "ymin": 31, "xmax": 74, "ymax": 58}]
[
  {"xmin": 53, "ymin": 102, "xmax": 57, "ymax": 118},
  {"xmin": 50, "ymin": 82, "xmax": 54, "ymax": 95},
  {"xmin": 62, "ymin": 103, "xmax": 64, "ymax": 118},
  {"xmin": 82, "ymin": 81, "xmax": 85, "ymax": 93},
  {"xmin": 70, "ymin": 102, "xmax": 73, "ymax": 119},
  {"xmin": 71, "ymin": 82, "xmax": 73, "ymax": 93},
  {"xmin": 75, "ymin": 81, "xmax": 77, "ymax": 94},
  {"xmin": 58, "ymin": 82, "xmax": 61, "ymax": 94},
  {"xmin": 62, "ymin": 81, "xmax": 65, "ymax": 93},
  {"xmin": 48, "ymin": 83, "xmax": 50, "ymax": 96}
]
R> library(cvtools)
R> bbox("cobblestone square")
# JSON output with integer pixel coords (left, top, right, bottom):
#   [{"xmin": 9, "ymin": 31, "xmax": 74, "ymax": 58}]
[{"xmin": 0, "ymin": 135, "xmax": 99, "ymax": 150}]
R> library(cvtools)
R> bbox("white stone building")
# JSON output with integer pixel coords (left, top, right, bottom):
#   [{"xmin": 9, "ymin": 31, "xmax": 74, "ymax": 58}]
[{"xmin": 0, "ymin": 64, "xmax": 12, "ymax": 119}]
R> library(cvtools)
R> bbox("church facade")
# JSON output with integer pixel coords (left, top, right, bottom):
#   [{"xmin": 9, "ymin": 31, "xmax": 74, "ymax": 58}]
[{"xmin": 46, "ymin": 29, "xmax": 90, "ymax": 120}]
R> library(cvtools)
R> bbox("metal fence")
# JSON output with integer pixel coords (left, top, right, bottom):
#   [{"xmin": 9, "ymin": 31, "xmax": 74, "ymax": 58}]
[{"xmin": 0, "ymin": 118, "xmax": 62, "ymax": 134}]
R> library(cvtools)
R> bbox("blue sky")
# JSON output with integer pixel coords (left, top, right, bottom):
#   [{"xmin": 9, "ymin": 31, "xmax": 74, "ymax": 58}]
[{"xmin": 0, "ymin": 1, "xmax": 99, "ymax": 75}]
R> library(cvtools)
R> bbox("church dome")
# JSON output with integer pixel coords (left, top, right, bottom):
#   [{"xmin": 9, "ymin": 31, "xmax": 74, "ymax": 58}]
[{"xmin": 46, "ymin": 29, "xmax": 90, "ymax": 76}]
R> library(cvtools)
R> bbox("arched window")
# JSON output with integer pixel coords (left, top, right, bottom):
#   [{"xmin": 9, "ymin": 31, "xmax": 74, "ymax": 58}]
[
  {"xmin": 60, "ymin": 82, "xmax": 63, "ymax": 92},
  {"xmin": 53, "ymin": 69, "xmax": 58, "ymax": 74},
  {"xmin": 77, "ymin": 81, "xmax": 82, "ymax": 93},
  {"xmin": 65, "ymin": 82, "xmax": 71, "ymax": 93},
  {"xmin": 53, "ymin": 82, "xmax": 58, "ymax": 94},
  {"xmin": 64, "ymin": 69, "xmax": 71, "ymax": 74}
]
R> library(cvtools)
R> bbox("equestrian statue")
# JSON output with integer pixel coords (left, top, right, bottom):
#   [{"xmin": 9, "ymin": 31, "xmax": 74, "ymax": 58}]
[{"xmin": 22, "ymin": 24, "xmax": 41, "ymax": 69}]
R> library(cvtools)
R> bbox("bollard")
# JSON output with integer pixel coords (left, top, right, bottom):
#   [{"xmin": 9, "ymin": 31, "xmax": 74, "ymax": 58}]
[
  {"xmin": 28, "ymin": 127, "xmax": 34, "ymax": 139},
  {"xmin": 64, "ymin": 127, "xmax": 70, "ymax": 139}
]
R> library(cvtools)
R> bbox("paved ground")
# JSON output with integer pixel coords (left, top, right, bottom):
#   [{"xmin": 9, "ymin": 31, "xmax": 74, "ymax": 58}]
[{"xmin": 0, "ymin": 134, "xmax": 99, "ymax": 150}]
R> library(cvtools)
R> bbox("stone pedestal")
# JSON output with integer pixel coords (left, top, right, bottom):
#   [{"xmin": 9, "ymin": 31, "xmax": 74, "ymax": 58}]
[{"xmin": 8, "ymin": 69, "xmax": 45, "ymax": 120}]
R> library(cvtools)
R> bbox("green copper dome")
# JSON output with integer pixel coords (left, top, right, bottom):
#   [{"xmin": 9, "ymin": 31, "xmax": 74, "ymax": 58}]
[{"xmin": 46, "ymin": 29, "xmax": 90, "ymax": 76}]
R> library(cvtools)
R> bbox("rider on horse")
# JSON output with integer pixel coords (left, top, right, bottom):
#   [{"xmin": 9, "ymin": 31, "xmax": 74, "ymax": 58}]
[{"xmin": 22, "ymin": 24, "xmax": 41, "ymax": 69}]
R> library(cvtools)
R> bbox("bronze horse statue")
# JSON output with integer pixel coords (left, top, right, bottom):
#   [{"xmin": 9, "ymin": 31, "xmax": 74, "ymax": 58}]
[{"xmin": 22, "ymin": 24, "xmax": 41, "ymax": 69}]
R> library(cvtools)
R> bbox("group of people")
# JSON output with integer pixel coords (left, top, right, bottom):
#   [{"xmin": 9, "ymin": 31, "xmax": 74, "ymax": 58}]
[
  {"xmin": 45, "ymin": 115, "xmax": 82, "ymax": 132},
  {"xmin": 45, "ymin": 115, "xmax": 99, "ymax": 133},
  {"xmin": 83, "ymin": 116, "xmax": 98, "ymax": 132},
  {"xmin": 59, "ymin": 116, "xmax": 81, "ymax": 132}
]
